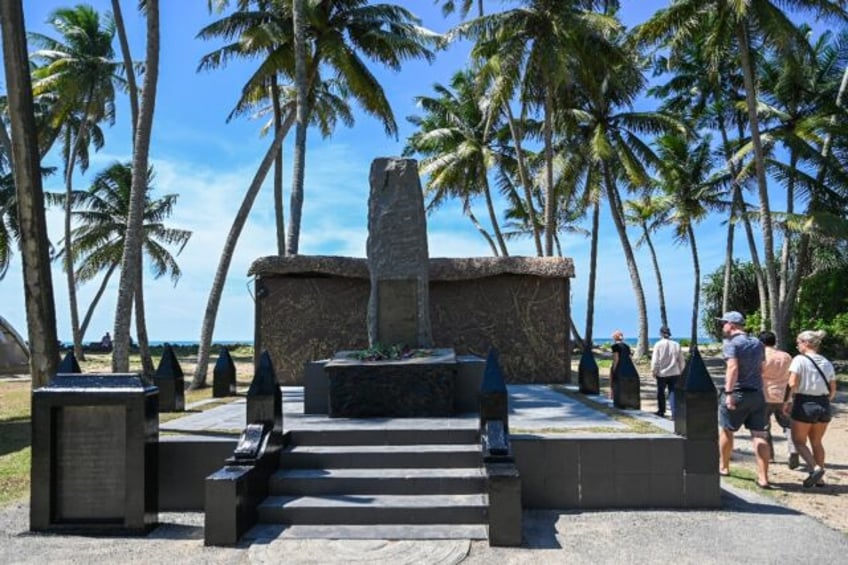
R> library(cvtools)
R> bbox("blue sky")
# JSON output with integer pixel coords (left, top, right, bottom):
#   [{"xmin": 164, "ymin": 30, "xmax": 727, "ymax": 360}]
[{"xmin": 3, "ymin": 0, "xmax": 737, "ymax": 343}]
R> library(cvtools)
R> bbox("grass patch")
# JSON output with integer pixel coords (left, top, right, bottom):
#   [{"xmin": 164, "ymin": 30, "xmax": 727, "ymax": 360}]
[
  {"xmin": 550, "ymin": 385, "xmax": 667, "ymax": 434},
  {"xmin": 0, "ymin": 382, "xmax": 31, "ymax": 506}
]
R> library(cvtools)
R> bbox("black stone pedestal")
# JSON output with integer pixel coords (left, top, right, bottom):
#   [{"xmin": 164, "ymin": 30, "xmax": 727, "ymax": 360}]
[
  {"xmin": 30, "ymin": 374, "xmax": 158, "ymax": 534},
  {"xmin": 325, "ymin": 349, "xmax": 457, "ymax": 418}
]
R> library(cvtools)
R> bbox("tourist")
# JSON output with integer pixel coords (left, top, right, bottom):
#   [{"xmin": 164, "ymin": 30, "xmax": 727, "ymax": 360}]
[
  {"xmin": 609, "ymin": 330, "xmax": 631, "ymax": 400},
  {"xmin": 717, "ymin": 311, "xmax": 771, "ymax": 488},
  {"xmin": 784, "ymin": 330, "xmax": 837, "ymax": 488},
  {"xmin": 758, "ymin": 330, "xmax": 797, "ymax": 468},
  {"xmin": 100, "ymin": 331, "xmax": 112, "ymax": 351},
  {"xmin": 650, "ymin": 326, "xmax": 684, "ymax": 418}
]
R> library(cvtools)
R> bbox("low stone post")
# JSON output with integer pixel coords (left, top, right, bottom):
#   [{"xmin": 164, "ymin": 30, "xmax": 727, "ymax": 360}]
[
  {"xmin": 213, "ymin": 347, "xmax": 237, "ymax": 398},
  {"xmin": 246, "ymin": 351, "xmax": 282, "ymax": 434},
  {"xmin": 153, "ymin": 344, "xmax": 185, "ymax": 412},
  {"xmin": 577, "ymin": 348, "xmax": 599, "ymax": 395},
  {"xmin": 675, "ymin": 347, "xmax": 720, "ymax": 508},
  {"xmin": 479, "ymin": 348, "xmax": 521, "ymax": 547},
  {"xmin": 612, "ymin": 353, "xmax": 640, "ymax": 409},
  {"xmin": 57, "ymin": 351, "xmax": 81, "ymax": 374},
  {"xmin": 479, "ymin": 348, "xmax": 508, "ymax": 433}
]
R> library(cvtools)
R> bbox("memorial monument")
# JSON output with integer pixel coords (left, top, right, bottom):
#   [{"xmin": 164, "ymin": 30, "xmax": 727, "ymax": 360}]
[{"xmin": 323, "ymin": 157, "xmax": 462, "ymax": 417}]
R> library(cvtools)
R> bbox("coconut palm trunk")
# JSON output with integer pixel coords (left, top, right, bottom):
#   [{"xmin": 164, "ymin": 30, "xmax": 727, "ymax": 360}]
[
  {"xmin": 113, "ymin": 0, "xmax": 159, "ymax": 372},
  {"xmin": 62, "ymin": 123, "xmax": 87, "ymax": 361},
  {"xmin": 543, "ymin": 84, "xmax": 556, "ymax": 256},
  {"xmin": 504, "ymin": 104, "xmax": 542, "ymax": 256},
  {"xmin": 603, "ymin": 164, "xmax": 649, "ymax": 358},
  {"xmin": 736, "ymin": 22, "xmax": 779, "ymax": 336},
  {"xmin": 0, "ymin": 0, "xmax": 60, "ymax": 386},
  {"xmin": 286, "ymin": 0, "xmax": 308, "ymax": 257},
  {"xmin": 80, "ymin": 263, "xmax": 118, "ymax": 339},
  {"xmin": 687, "ymin": 224, "xmax": 701, "ymax": 348},
  {"xmin": 640, "ymin": 223, "xmax": 668, "ymax": 330},
  {"xmin": 111, "ymin": 0, "xmax": 138, "ymax": 140},
  {"xmin": 192, "ymin": 115, "xmax": 293, "ymax": 388},
  {"xmin": 584, "ymin": 196, "xmax": 600, "ymax": 348},
  {"xmin": 270, "ymin": 76, "xmax": 286, "ymax": 255}
]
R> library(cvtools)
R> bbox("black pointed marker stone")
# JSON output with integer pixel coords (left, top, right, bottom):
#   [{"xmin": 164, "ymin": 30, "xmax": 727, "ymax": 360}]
[
  {"xmin": 247, "ymin": 350, "xmax": 282, "ymax": 433},
  {"xmin": 213, "ymin": 347, "xmax": 237, "ymax": 398},
  {"xmin": 57, "ymin": 351, "xmax": 82, "ymax": 375},
  {"xmin": 153, "ymin": 343, "xmax": 185, "ymax": 412},
  {"xmin": 479, "ymin": 348, "xmax": 509, "ymax": 433},
  {"xmin": 613, "ymin": 352, "xmax": 641, "ymax": 410},
  {"xmin": 578, "ymin": 348, "xmax": 600, "ymax": 395}
]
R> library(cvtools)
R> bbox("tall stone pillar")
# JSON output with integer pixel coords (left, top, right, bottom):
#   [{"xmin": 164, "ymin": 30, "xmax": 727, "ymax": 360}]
[{"xmin": 366, "ymin": 157, "xmax": 432, "ymax": 348}]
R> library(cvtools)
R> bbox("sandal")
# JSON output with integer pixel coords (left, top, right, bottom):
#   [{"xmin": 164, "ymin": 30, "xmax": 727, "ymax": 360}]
[
  {"xmin": 719, "ymin": 469, "xmax": 730, "ymax": 477},
  {"xmin": 803, "ymin": 467, "xmax": 825, "ymax": 488},
  {"xmin": 756, "ymin": 481, "xmax": 773, "ymax": 490}
]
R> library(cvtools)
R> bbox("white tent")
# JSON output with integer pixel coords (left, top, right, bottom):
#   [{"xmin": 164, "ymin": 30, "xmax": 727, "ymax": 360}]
[{"xmin": 0, "ymin": 315, "xmax": 29, "ymax": 375}]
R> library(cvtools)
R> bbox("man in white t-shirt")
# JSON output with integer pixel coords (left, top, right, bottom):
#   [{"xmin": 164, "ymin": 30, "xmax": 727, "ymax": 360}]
[{"xmin": 650, "ymin": 326, "xmax": 685, "ymax": 418}]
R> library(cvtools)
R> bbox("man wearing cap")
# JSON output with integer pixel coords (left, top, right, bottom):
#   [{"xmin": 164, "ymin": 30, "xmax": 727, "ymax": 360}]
[
  {"xmin": 650, "ymin": 326, "xmax": 685, "ymax": 418},
  {"xmin": 718, "ymin": 311, "xmax": 771, "ymax": 488}
]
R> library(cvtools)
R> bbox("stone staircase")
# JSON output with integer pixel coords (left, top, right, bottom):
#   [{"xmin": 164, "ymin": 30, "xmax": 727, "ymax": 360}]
[{"xmin": 247, "ymin": 425, "xmax": 489, "ymax": 540}]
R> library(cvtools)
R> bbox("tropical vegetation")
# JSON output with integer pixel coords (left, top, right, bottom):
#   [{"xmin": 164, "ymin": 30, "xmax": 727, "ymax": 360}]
[{"xmin": 1, "ymin": 0, "xmax": 847, "ymax": 386}]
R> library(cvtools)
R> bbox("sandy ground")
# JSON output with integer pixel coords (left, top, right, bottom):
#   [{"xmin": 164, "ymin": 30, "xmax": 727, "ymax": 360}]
[{"xmin": 628, "ymin": 354, "xmax": 848, "ymax": 536}]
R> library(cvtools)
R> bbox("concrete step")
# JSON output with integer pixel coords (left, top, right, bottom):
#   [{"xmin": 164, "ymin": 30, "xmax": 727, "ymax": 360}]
[
  {"xmin": 270, "ymin": 467, "xmax": 486, "ymax": 496},
  {"xmin": 257, "ymin": 493, "xmax": 488, "ymax": 526},
  {"xmin": 281, "ymin": 444, "xmax": 482, "ymax": 469},
  {"xmin": 243, "ymin": 522, "xmax": 489, "ymax": 540},
  {"xmin": 290, "ymin": 427, "xmax": 479, "ymax": 447}
]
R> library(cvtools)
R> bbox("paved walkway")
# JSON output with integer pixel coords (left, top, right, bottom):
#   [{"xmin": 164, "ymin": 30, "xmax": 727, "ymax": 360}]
[
  {"xmin": 161, "ymin": 385, "xmax": 668, "ymax": 435},
  {"xmin": 5, "ymin": 385, "xmax": 847, "ymax": 563}
]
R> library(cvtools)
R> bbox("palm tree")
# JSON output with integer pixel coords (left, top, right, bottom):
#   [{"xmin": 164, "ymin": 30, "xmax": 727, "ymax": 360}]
[
  {"xmin": 290, "ymin": 0, "xmax": 308, "ymax": 257},
  {"xmin": 454, "ymin": 1, "xmax": 622, "ymax": 256},
  {"xmin": 191, "ymin": 0, "xmax": 438, "ymax": 387},
  {"xmin": 69, "ymin": 162, "xmax": 190, "ymax": 373},
  {"xmin": 405, "ymin": 68, "xmax": 510, "ymax": 256},
  {"xmin": 653, "ymin": 133, "xmax": 724, "ymax": 345},
  {"xmin": 0, "ymin": 171, "xmax": 18, "ymax": 280},
  {"xmin": 29, "ymin": 5, "xmax": 122, "ymax": 361},
  {"xmin": 637, "ymin": 0, "xmax": 848, "ymax": 344},
  {"xmin": 0, "ymin": 0, "xmax": 60, "ymax": 386},
  {"xmin": 752, "ymin": 27, "xmax": 848, "ymax": 346},
  {"xmin": 562, "ymin": 29, "xmax": 685, "ymax": 358},
  {"xmin": 624, "ymin": 195, "xmax": 670, "ymax": 330},
  {"xmin": 112, "ymin": 0, "xmax": 160, "ymax": 372}
]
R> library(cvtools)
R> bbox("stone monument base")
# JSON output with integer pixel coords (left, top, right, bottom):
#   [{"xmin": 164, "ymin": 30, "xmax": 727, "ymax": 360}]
[{"xmin": 325, "ymin": 348, "xmax": 459, "ymax": 418}]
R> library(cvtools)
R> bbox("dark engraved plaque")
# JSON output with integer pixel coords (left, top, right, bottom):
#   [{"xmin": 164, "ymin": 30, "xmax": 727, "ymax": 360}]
[
  {"xmin": 377, "ymin": 279, "xmax": 418, "ymax": 346},
  {"xmin": 54, "ymin": 405, "xmax": 127, "ymax": 521}
]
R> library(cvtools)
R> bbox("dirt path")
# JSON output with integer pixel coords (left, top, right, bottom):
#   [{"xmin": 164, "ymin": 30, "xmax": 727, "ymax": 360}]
[{"xmin": 626, "ymin": 353, "xmax": 848, "ymax": 536}]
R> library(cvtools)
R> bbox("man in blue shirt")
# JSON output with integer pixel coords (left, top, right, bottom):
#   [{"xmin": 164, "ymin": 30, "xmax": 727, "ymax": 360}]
[{"xmin": 718, "ymin": 311, "xmax": 771, "ymax": 488}]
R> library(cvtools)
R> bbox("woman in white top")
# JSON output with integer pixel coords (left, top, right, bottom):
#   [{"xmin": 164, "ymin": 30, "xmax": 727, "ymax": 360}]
[{"xmin": 783, "ymin": 330, "xmax": 837, "ymax": 488}]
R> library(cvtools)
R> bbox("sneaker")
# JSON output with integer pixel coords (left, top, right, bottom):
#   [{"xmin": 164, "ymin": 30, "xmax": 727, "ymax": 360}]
[
  {"xmin": 788, "ymin": 453, "xmax": 800, "ymax": 470},
  {"xmin": 803, "ymin": 467, "xmax": 825, "ymax": 488},
  {"xmin": 653, "ymin": 410, "xmax": 665, "ymax": 417}
]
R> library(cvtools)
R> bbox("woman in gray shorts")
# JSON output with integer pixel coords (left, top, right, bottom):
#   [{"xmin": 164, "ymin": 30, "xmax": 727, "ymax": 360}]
[{"xmin": 783, "ymin": 330, "xmax": 838, "ymax": 488}]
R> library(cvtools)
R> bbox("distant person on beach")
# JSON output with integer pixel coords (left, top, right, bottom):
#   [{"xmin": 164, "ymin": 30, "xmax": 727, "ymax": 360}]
[
  {"xmin": 718, "ymin": 311, "xmax": 771, "ymax": 489},
  {"xmin": 609, "ymin": 330, "xmax": 631, "ymax": 399},
  {"xmin": 784, "ymin": 330, "xmax": 837, "ymax": 488},
  {"xmin": 650, "ymin": 326, "xmax": 684, "ymax": 418},
  {"xmin": 758, "ymin": 330, "xmax": 797, "ymax": 468},
  {"xmin": 100, "ymin": 331, "xmax": 112, "ymax": 351}
]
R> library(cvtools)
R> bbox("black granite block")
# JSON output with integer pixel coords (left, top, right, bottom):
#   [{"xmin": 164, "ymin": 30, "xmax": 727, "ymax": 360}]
[
  {"xmin": 486, "ymin": 462, "xmax": 522, "ymax": 546},
  {"xmin": 154, "ymin": 344, "xmax": 185, "ymax": 412},
  {"xmin": 684, "ymin": 472, "xmax": 721, "ymax": 508},
  {"xmin": 684, "ymin": 439, "xmax": 720, "ymax": 474},
  {"xmin": 614, "ymin": 439, "xmax": 653, "ymax": 474},
  {"xmin": 30, "ymin": 374, "xmax": 158, "ymax": 534}
]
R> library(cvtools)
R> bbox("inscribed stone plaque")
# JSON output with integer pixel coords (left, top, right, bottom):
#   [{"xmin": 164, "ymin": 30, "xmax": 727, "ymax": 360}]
[
  {"xmin": 377, "ymin": 279, "xmax": 418, "ymax": 346},
  {"xmin": 54, "ymin": 405, "xmax": 126, "ymax": 521}
]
